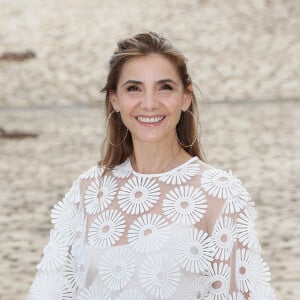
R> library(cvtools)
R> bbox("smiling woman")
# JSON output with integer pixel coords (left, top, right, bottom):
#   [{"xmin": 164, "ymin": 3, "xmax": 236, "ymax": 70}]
[
  {"xmin": 109, "ymin": 54, "xmax": 192, "ymax": 165},
  {"xmin": 27, "ymin": 32, "xmax": 275, "ymax": 300},
  {"xmin": 100, "ymin": 32, "xmax": 203, "ymax": 173}
]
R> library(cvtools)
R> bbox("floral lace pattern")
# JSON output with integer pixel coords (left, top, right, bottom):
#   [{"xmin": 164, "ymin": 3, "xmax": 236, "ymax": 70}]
[
  {"xmin": 139, "ymin": 253, "xmax": 181, "ymax": 299},
  {"xmin": 88, "ymin": 209, "xmax": 126, "ymax": 248},
  {"xmin": 128, "ymin": 213, "xmax": 170, "ymax": 253},
  {"xmin": 28, "ymin": 157, "xmax": 275, "ymax": 300},
  {"xmin": 84, "ymin": 176, "xmax": 118, "ymax": 214},
  {"xmin": 118, "ymin": 176, "xmax": 161, "ymax": 215},
  {"xmin": 176, "ymin": 228, "xmax": 215, "ymax": 273},
  {"xmin": 162, "ymin": 186, "xmax": 207, "ymax": 225},
  {"xmin": 211, "ymin": 216, "xmax": 237, "ymax": 261},
  {"xmin": 158, "ymin": 158, "xmax": 201, "ymax": 185},
  {"xmin": 37, "ymin": 229, "xmax": 69, "ymax": 271},
  {"xmin": 98, "ymin": 247, "xmax": 135, "ymax": 291}
]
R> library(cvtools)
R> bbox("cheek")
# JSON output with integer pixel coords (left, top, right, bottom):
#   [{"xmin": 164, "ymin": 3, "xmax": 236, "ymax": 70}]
[
  {"xmin": 174, "ymin": 110, "xmax": 183, "ymax": 124},
  {"xmin": 118, "ymin": 100, "xmax": 138, "ymax": 125},
  {"xmin": 165, "ymin": 97, "xmax": 185, "ymax": 113},
  {"xmin": 119, "ymin": 101, "xmax": 135, "ymax": 115},
  {"xmin": 163, "ymin": 103, "xmax": 183, "ymax": 125}
]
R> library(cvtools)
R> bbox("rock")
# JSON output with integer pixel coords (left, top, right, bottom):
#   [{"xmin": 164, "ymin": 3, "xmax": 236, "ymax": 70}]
[{"xmin": 0, "ymin": 50, "xmax": 37, "ymax": 62}]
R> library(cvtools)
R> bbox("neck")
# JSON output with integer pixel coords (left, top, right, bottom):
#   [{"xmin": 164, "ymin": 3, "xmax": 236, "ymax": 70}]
[{"xmin": 130, "ymin": 136, "xmax": 192, "ymax": 174}]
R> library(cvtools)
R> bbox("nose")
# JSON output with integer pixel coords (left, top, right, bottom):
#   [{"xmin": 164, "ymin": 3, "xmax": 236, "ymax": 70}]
[{"xmin": 140, "ymin": 91, "xmax": 158, "ymax": 110}]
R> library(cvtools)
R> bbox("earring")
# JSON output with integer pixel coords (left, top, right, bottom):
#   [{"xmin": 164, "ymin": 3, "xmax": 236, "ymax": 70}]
[
  {"xmin": 106, "ymin": 111, "xmax": 129, "ymax": 147},
  {"xmin": 176, "ymin": 110, "xmax": 198, "ymax": 148}
]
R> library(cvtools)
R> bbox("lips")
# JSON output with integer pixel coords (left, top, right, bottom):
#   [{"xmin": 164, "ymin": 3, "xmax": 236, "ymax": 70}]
[{"xmin": 136, "ymin": 116, "xmax": 165, "ymax": 124}]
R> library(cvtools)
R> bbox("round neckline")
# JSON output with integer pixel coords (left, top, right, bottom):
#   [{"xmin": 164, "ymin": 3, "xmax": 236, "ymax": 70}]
[{"xmin": 128, "ymin": 156, "xmax": 199, "ymax": 177}]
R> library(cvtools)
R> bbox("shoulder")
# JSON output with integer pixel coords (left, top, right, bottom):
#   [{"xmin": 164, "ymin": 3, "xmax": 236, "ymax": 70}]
[
  {"xmin": 78, "ymin": 165, "xmax": 104, "ymax": 180},
  {"xmin": 78, "ymin": 160, "xmax": 133, "ymax": 181},
  {"xmin": 58, "ymin": 165, "xmax": 104, "ymax": 205},
  {"xmin": 197, "ymin": 159, "xmax": 252, "ymax": 202},
  {"xmin": 196, "ymin": 161, "xmax": 256, "ymax": 219}
]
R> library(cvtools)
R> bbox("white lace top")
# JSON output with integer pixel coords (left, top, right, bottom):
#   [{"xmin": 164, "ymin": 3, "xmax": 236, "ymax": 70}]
[{"xmin": 27, "ymin": 157, "xmax": 275, "ymax": 300}]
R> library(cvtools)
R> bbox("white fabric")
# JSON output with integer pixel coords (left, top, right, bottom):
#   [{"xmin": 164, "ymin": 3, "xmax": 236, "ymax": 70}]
[{"xmin": 28, "ymin": 157, "xmax": 275, "ymax": 300}]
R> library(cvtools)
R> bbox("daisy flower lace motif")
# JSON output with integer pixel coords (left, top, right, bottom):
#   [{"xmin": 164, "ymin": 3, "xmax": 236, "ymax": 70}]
[
  {"xmin": 223, "ymin": 185, "xmax": 253, "ymax": 214},
  {"xmin": 138, "ymin": 253, "xmax": 181, "ymax": 299},
  {"xmin": 162, "ymin": 186, "xmax": 207, "ymax": 225},
  {"xmin": 211, "ymin": 216, "xmax": 237, "ymax": 261},
  {"xmin": 51, "ymin": 197, "xmax": 73, "ymax": 239},
  {"xmin": 207, "ymin": 262, "xmax": 231, "ymax": 300},
  {"xmin": 84, "ymin": 176, "xmax": 117, "ymax": 215},
  {"xmin": 236, "ymin": 207, "xmax": 261, "ymax": 252},
  {"xmin": 236, "ymin": 249, "xmax": 271, "ymax": 293},
  {"xmin": 176, "ymin": 228, "xmax": 215, "ymax": 273},
  {"xmin": 181, "ymin": 276, "xmax": 210, "ymax": 300},
  {"xmin": 63, "ymin": 250, "xmax": 89, "ymax": 290},
  {"xmin": 201, "ymin": 169, "xmax": 243, "ymax": 200},
  {"xmin": 79, "ymin": 166, "xmax": 103, "ymax": 179},
  {"xmin": 64, "ymin": 179, "xmax": 81, "ymax": 204},
  {"xmin": 115, "ymin": 288, "xmax": 146, "ymax": 300},
  {"xmin": 118, "ymin": 176, "xmax": 160, "ymax": 215},
  {"xmin": 51, "ymin": 200, "xmax": 87, "ymax": 249},
  {"xmin": 98, "ymin": 247, "xmax": 135, "ymax": 292},
  {"xmin": 37, "ymin": 229, "xmax": 69, "ymax": 272},
  {"xmin": 28, "ymin": 272, "xmax": 73, "ymax": 300},
  {"xmin": 128, "ymin": 213, "xmax": 170, "ymax": 253},
  {"xmin": 70, "ymin": 210, "xmax": 87, "ymax": 258},
  {"xmin": 158, "ymin": 161, "xmax": 201, "ymax": 185},
  {"xmin": 88, "ymin": 209, "xmax": 125, "ymax": 248},
  {"xmin": 77, "ymin": 286, "xmax": 111, "ymax": 300}
]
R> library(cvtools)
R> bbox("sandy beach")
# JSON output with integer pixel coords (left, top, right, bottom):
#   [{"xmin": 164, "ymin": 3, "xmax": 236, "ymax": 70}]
[{"xmin": 0, "ymin": 0, "xmax": 299, "ymax": 299}]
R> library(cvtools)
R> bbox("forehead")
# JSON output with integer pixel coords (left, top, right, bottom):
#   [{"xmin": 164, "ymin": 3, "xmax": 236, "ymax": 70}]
[{"xmin": 118, "ymin": 54, "xmax": 180, "ymax": 83}]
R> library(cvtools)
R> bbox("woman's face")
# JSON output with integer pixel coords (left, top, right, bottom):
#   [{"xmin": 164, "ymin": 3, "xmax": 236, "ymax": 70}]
[{"xmin": 110, "ymin": 54, "xmax": 191, "ymax": 146}]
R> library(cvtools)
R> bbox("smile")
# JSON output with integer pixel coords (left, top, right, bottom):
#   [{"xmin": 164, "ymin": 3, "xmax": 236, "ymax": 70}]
[{"xmin": 136, "ymin": 116, "xmax": 165, "ymax": 124}]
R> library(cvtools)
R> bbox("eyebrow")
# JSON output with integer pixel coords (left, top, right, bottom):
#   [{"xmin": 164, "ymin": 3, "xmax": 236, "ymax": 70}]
[
  {"xmin": 121, "ymin": 80, "xmax": 142, "ymax": 87},
  {"xmin": 157, "ymin": 79, "xmax": 178, "ymax": 85},
  {"xmin": 121, "ymin": 78, "xmax": 178, "ymax": 87}
]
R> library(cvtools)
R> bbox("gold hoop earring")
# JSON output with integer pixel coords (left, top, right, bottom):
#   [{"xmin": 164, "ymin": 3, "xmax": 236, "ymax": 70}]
[
  {"xmin": 176, "ymin": 110, "xmax": 198, "ymax": 148},
  {"xmin": 106, "ymin": 111, "xmax": 129, "ymax": 147}
]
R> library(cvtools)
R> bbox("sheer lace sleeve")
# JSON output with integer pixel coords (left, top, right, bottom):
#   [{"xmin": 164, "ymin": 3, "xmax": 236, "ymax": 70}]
[
  {"xmin": 27, "ymin": 174, "xmax": 89, "ymax": 299},
  {"xmin": 205, "ymin": 168, "xmax": 275, "ymax": 299}
]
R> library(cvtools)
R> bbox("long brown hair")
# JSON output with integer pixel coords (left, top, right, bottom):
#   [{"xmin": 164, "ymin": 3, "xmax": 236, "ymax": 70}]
[{"xmin": 99, "ymin": 32, "xmax": 206, "ymax": 170}]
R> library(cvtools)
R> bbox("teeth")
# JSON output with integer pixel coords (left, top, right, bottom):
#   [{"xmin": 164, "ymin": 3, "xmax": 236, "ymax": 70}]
[{"xmin": 137, "ymin": 116, "xmax": 164, "ymax": 123}]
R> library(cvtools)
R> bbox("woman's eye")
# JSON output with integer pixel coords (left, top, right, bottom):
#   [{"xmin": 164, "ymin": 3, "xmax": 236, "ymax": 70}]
[
  {"xmin": 160, "ymin": 84, "xmax": 173, "ymax": 90},
  {"xmin": 127, "ymin": 85, "xmax": 140, "ymax": 92}
]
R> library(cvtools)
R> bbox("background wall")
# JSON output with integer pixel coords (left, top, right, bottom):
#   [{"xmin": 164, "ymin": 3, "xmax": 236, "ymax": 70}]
[{"xmin": 0, "ymin": 0, "xmax": 299, "ymax": 299}]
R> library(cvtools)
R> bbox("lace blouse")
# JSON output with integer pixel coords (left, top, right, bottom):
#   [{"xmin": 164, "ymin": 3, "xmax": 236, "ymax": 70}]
[{"xmin": 27, "ymin": 157, "xmax": 275, "ymax": 300}]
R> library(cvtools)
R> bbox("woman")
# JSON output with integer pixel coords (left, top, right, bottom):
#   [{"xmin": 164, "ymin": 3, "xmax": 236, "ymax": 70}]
[{"xmin": 28, "ymin": 32, "xmax": 275, "ymax": 299}]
